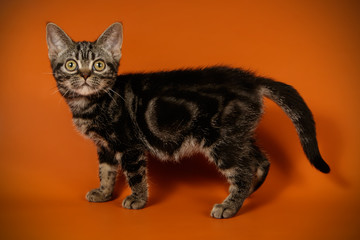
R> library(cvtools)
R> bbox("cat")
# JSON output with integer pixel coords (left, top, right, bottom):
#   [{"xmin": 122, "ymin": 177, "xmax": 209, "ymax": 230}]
[{"xmin": 46, "ymin": 22, "xmax": 330, "ymax": 219}]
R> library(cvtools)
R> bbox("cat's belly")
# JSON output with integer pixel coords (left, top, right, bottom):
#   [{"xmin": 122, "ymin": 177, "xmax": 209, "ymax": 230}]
[{"xmin": 148, "ymin": 137, "xmax": 214, "ymax": 162}]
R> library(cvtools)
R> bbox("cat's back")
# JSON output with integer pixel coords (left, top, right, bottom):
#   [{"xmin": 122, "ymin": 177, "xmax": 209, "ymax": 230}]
[{"xmin": 117, "ymin": 66, "xmax": 260, "ymax": 96}]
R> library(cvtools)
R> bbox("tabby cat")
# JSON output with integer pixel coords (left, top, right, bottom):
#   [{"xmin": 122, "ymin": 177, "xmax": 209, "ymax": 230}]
[{"xmin": 46, "ymin": 22, "xmax": 330, "ymax": 219}]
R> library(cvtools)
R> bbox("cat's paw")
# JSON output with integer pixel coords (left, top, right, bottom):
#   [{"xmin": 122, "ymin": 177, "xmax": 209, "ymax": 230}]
[
  {"xmin": 122, "ymin": 194, "xmax": 147, "ymax": 209},
  {"xmin": 210, "ymin": 203, "xmax": 239, "ymax": 219},
  {"xmin": 86, "ymin": 188, "xmax": 112, "ymax": 202}
]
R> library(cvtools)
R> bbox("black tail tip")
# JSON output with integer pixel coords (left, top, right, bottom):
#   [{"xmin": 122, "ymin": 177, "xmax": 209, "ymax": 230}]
[{"xmin": 312, "ymin": 157, "xmax": 330, "ymax": 174}]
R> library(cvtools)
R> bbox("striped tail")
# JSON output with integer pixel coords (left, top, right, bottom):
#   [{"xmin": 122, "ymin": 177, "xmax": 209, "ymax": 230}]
[{"xmin": 258, "ymin": 77, "xmax": 330, "ymax": 173}]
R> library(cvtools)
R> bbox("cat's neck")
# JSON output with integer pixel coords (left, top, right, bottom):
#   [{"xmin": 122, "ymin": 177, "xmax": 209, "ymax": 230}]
[
  {"xmin": 65, "ymin": 91, "xmax": 122, "ymax": 118},
  {"xmin": 67, "ymin": 97, "xmax": 94, "ymax": 113}
]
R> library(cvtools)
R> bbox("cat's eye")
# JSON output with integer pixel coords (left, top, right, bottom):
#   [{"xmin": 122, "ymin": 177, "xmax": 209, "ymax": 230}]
[
  {"xmin": 65, "ymin": 60, "xmax": 77, "ymax": 71},
  {"xmin": 93, "ymin": 60, "xmax": 106, "ymax": 72}
]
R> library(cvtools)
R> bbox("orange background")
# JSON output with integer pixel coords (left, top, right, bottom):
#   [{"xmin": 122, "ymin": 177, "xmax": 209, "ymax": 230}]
[{"xmin": 0, "ymin": 0, "xmax": 359, "ymax": 239}]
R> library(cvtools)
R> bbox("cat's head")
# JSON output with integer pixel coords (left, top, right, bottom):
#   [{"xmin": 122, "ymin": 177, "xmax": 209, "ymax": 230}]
[{"xmin": 46, "ymin": 22, "xmax": 123, "ymax": 97}]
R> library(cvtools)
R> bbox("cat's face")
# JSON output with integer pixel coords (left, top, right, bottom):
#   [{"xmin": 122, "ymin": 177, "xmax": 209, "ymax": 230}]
[{"xmin": 46, "ymin": 23, "xmax": 123, "ymax": 97}]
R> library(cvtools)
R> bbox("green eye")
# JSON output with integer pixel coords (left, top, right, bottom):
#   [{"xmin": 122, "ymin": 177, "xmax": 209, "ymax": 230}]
[
  {"xmin": 93, "ymin": 60, "xmax": 106, "ymax": 71},
  {"xmin": 65, "ymin": 60, "xmax": 77, "ymax": 71}
]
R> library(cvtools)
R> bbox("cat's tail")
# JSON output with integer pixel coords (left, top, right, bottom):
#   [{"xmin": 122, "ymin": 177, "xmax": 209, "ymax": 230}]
[{"xmin": 258, "ymin": 77, "xmax": 330, "ymax": 173}]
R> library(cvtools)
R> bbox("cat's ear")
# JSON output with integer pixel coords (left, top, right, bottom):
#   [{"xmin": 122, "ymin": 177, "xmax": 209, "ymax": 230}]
[
  {"xmin": 96, "ymin": 22, "xmax": 123, "ymax": 62},
  {"xmin": 46, "ymin": 23, "xmax": 73, "ymax": 61}
]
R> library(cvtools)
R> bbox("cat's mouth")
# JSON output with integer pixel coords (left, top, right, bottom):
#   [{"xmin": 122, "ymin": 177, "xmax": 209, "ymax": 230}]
[
  {"xmin": 67, "ymin": 77, "xmax": 112, "ymax": 97},
  {"xmin": 74, "ymin": 83, "xmax": 99, "ymax": 96}
]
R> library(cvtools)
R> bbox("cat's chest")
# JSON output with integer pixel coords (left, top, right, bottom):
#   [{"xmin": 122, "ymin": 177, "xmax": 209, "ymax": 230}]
[
  {"xmin": 72, "ymin": 118, "xmax": 93, "ymax": 135},
  {"xmin": 72, "ymin": 117, "xmax": 111, "ymax": 148}
]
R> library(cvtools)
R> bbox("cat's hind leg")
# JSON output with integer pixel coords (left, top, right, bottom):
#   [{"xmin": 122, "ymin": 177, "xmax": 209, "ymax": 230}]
[
  {"xmin": 249, "ymin": 144, "xmax": 270, "ymax": 194},
  {"xmin": 210, "ymin": 141, "xmax": 255, "ymax": 219},
  {"xmin": 210, "ymin": 140, "xmax": 269, "ymax": 218}
]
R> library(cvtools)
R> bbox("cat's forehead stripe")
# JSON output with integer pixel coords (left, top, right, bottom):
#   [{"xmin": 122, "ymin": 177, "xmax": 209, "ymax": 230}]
[{"xmin": 75, "ymin": 42, "xmax": 95, "ymax": 60}]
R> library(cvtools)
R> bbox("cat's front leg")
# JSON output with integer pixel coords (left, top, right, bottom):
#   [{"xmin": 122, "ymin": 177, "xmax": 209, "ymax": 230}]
[
  {"xmin": 120, "ymin": 150, "xmax": 148, "ymax": 209},
  {"xmin": 86, "ymin": 147, "xmax": 118, "ymax": 202}
]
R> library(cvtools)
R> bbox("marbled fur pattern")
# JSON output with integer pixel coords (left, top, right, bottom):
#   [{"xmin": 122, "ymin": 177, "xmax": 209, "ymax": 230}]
[{"xmin": 46, "ymin": 22, "xmax": 330, "ymax": 219}]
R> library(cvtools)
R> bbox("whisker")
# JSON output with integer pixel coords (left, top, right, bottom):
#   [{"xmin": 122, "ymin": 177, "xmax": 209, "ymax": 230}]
[
  {"xmin": 56, "ymin": 90, "xmax": 69, "ymax": 105},
  {"xmin": 51, "ymin": 88, "xmax": 60, "ymax": 95},
  {"xmin": 61, "ymin": 89, "xmax": 70, "ymax": 98},
  {"xmin": 108, "ymin": 88, "xmax": 125, "ymax": 102},
  {"xmin": 103, "ymin": 89, "xmax": 118, "ymax": 106}
]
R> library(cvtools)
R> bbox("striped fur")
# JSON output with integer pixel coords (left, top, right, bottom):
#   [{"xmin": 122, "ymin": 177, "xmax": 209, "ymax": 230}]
[{"xmin": 46, "ymin": 22, "xmax": 329, "ymax": 219}]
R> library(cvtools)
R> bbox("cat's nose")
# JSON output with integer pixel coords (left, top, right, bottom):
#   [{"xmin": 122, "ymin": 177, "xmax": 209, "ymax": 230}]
[{"xmin": 80, "ymin": 70, "xmax": 91, "ymax": 80}]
